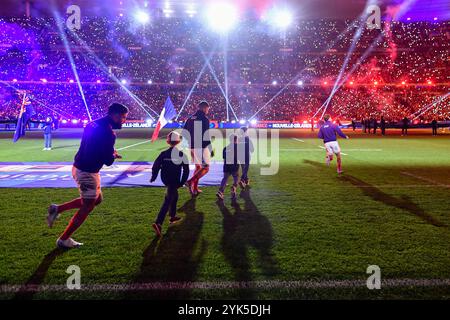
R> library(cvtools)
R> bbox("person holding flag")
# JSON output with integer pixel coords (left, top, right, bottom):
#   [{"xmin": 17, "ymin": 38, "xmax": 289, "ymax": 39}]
[
  {"xmin": 151, "ymin": 96, "xmax": 177, "ymax": 142},
  {"xmin": 13, "ymin": 91, "xmax": 34, "ymax": 143}
]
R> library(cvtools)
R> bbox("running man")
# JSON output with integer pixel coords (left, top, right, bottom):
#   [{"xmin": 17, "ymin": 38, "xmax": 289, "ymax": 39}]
[
  {"xmin": 183, "ymin": 101, "xmax": 214, "ymax": 196},
  {"xmin": 318, "ymin": 114, "xmax": 349, "ymax": 174},
  {"xmin": 46, "ymin": 103, "xmax": 128, "ymax": 249}
]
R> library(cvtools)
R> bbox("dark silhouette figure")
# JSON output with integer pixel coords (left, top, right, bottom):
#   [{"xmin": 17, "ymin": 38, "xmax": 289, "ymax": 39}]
[
  {"xmin": 14, "ymin": 248, "xmax": 65, "ymax": 300},
  {"xmin": 431, "ymin": 119, "xmax": 438, "ymax": 136},
  {"xmin": 216, "ymin": 190, "xmax": 279, "ymax": 299},
  {"xmin": 129, "ymin": 198, "xmax": 206, "ymax": 299},
  {"xmin": 402, "ymin": 117, "xmax": 409, "ymax": 136},
  {"xmin": 341, "ymin": 175, "xmax": 446, "ymax": 228},
  {"xmin": 372, "ymin": 118, "xmax": 378, "ymax": 134},
  {"xmin": 380, "ymin": 116, "xmax": 386, "ymax": 135}
]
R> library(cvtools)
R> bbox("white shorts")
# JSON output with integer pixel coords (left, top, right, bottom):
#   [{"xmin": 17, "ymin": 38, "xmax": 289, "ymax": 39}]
[
  {"xmin": 324, "ymin": 141, "xmax": 341, "ymax": 155},
  {"xmin": 72, "ymin": 166, "xmax": 102, "ymax": 200}
]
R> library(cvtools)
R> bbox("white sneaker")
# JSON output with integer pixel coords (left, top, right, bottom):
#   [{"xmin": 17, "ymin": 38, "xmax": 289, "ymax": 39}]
[
  {"xmin": 47, "ymin": 204, "xmax": 59, "ymax": 228},
  {"xmin": 56, "ymin": 238, "xmax": 83, "ymax": 249}
]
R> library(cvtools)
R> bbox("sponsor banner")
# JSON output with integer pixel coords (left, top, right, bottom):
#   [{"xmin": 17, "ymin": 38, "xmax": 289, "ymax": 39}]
[{"xmin": 0, "ymin": 162, "xmax": 223, "ymax": 188}]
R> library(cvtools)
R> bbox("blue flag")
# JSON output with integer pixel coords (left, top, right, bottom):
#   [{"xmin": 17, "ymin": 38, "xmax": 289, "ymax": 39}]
[{"xmin": 13, "ymin": 94, "xmax": 35, "ymax": 143}]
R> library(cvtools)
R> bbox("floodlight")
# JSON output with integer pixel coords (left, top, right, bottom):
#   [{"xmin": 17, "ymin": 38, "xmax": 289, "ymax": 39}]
[{"xmin": 205, "ymin": 2, "xmax": 239, "ymax": 33}]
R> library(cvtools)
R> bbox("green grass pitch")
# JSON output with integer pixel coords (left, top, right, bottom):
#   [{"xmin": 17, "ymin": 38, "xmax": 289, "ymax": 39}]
[{"xmin": 0, "ymin": 128, "xmax": 449, "ymax": 299}]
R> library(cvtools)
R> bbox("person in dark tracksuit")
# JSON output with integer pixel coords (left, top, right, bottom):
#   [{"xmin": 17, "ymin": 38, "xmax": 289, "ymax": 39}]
[
  {"xmin": 216, "ymin": 134, "xmax": 240, "ymax": 201},
  {"xmin": 150, "ymin": 131, "xmax": 190, "ymax": 237},
  {"xmin": 372, "ymin": 118, "xmax": 378, "ymax": 134},
  {"xmin": 380, "ymin": 116, "xmax": 386, "ymax": 136},
  {"xmin": 431, "ymin": 119, "xmax": 438, "ymax": 136},
  {"xmin": 238, "ymin": 126, "xmax": 254, "ymax": 188},
  {"xmin": 402, "ymin": 117, "xmax": 409, "ymax": 136},
  {"xmin": 43, "ymin": 117, "xmax": 53, "ymax": 150}
]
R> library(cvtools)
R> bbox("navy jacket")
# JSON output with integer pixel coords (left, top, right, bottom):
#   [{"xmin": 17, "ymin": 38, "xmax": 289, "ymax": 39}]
[
  {"xmin": 74, "ymin": 117, "xmax": 116, "ymax": 173},
  {"xmin": 151, "ymin": 147, "xmax": 190, "ymax": 187},
  {"xmin": 237, "ymin": 136, "xmax": 254, "ymax": 164},
  {"xmin": 223, "ymin": 143, "xmax": 239, "ymax": 173},
  {"xmin": 183, "ymin": 110, "xmax": 212, "ymax": 149},
  {"xmin": 318, "ymin": 121, "xmax": 347, "ymax": 143},
  {"xmin": 43, "ymin": 123, "xmax": 52, "ymax": 134}
]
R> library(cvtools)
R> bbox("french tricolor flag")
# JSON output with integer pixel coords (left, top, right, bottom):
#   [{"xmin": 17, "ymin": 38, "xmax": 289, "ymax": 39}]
[{"xmin": 151, "ymin": 96, "xmax": 177, "ymax": 142}]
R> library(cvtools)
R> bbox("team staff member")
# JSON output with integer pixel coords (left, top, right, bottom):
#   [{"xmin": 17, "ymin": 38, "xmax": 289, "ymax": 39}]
[
  {"xmin": 46, "ymin": 103, "xmax": 128, "ymax": 249},
  {"xmin": 431, "ymin": 119, "xmax": 438, "ymax": 136},
  {"xmin": 183, "ymin": 101, "xmax": 214, "ymax": 196},
  {"xmin": 380, "ymin": 116, "xmax": 386, "ymax": 136}
]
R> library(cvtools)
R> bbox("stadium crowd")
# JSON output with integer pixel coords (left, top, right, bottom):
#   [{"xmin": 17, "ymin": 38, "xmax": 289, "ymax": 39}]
[{"xmin": 0, "ymin": 16, "xmax": 448, "ymax": 123}]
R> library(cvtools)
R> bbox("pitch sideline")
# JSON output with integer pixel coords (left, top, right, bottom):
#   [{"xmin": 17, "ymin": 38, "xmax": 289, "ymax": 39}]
[{"xmin": 2, "ymin": 278, "xmax": 450, "ymax": 293}]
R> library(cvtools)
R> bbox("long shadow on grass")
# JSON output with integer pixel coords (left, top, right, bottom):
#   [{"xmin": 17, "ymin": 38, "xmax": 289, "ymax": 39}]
[
  {"xmin": 341, "ymin": 175, "xmax": 446, "ymax": 228},
  {"xmin": 13, "ymin": 248, "xmax": 65, "ymax": 300},
  {"xmin": 216, "ymin": 190, "xmax": 279, "ymax": 299},
  {"xmin": 128, "ymin": 198, "xmax": 206, "ymax": 299}
]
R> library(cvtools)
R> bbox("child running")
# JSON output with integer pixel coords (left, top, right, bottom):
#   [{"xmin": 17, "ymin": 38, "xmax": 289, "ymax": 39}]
[
  {"xmin": 150, "ymin": 131, "xmax": 190, "ymax": 237},
  {"xmin": 216, "ymin": 134, "xmax": 240, "ymax": 201}
]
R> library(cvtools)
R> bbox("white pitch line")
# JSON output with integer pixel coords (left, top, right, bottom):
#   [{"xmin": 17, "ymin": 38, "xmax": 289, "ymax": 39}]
[
  {"xmin": 291, "ymin": 138, "xmax": 305, "ymax": 142},
  {"xmin": 2, "ymin": 278, "xmax": 450, "ymax": 293},
  {"xmin": 117, "ymin": 140, "xmax": 151, "ymax": 151},
  {"xmin": 401, "ymin": 172, "xmax": 450, "ymax": 188}
]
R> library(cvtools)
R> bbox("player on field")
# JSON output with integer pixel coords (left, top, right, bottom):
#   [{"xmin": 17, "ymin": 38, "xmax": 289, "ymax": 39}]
[
  {"xmin": 216, "ymin": 134, "xmax": 240, "ymax": 201},
  {"xmin": 182, "ymin": 101, "xmax": 214, "ymax": 196},
  {"xmin": 318, "ymin": 114, "xmax": 349, "ymax": 174},
  {"xmin": 46, "ymin": 103, "xmax": 128, "ymax": 249},
  {"xmin": 150, "ymin": 131, "xmax": 189, "ymax": 237},
  {"xmin": 237, "ymin": 126, "xmax": 254, "ymax": 188}
]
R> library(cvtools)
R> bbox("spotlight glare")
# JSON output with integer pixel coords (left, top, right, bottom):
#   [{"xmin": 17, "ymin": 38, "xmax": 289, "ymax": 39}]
[
  {"xmin": 135, "ymin": 10, "xmax": 150, "ymax": 24},
  {"xmin": 205, "ymin": 2, "xmax": 238, "ymax": 33},
  {"xmin": 121, "ymin": 79, "xmax": 127, "ymax": 85},
  {"xmin": 272, "ymin": 80, "xmax": 278, "ymax": 86},
  {"xmin": 147, "ymin": 80, "xmax": 152, "ymax": 84},
  {"xmin": 297, "ymin": 80, "xmax": 303, "ymax": 86},
  {"xmin": 265, "ymin": 7, "xmax": 294, "ymax": 29},
  {"xmin": 12, "ymin": 79, "xmax": 17, "ymax": 82}
]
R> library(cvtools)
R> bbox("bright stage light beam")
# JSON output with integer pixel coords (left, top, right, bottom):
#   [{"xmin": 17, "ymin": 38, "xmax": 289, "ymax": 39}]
[
  {"xmin": 205, "ymin": 2, "xmax": 239, "ymax": 34},
  {"xmin": 271, "ymin": 9, "xmax": 294, "ymax": 29},
  {"xmin": 135, "ymin": 11, "xmax": 150, "ymax": 24}
]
